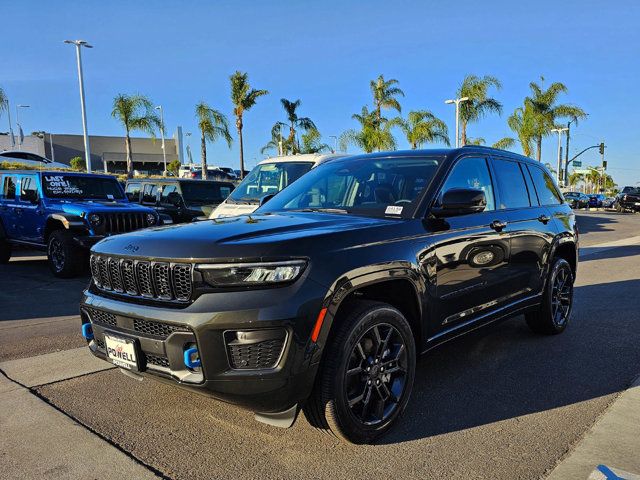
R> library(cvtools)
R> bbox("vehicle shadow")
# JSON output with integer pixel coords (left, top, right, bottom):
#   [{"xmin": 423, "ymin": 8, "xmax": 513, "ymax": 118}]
[
  {"xmin": 575, "ymin": 211, "xmax": 621, "ymax": 234},
  {"xmin": 0, "ymin": 257, "xmax": 89, "ymax": 321},
  {"xmin": 378, "ymin": 278, "xmax": 640, "ymax": 445}
]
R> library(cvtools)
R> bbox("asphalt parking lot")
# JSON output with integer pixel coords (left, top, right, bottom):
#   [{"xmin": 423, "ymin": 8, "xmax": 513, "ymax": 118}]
[{"xmin": 1, "ymin": 210, "xmax": 639, "ymax": 479}]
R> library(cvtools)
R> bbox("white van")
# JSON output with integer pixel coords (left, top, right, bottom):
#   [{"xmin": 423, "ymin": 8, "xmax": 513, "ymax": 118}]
[{"xmin": 209, "ymin": 153, "xmax": 346, "ymax": 218}]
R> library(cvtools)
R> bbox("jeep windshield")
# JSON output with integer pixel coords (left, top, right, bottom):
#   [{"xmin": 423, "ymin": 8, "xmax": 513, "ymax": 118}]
[
  {"xmin": 42, "ymin": 175, "xmax": 125, "ymax": 200},
  {"xmin": 226, "ymin": 161, "xmax": 314, "ymax": 204},
  {"xmin": 180, "ymin": 182, "xmax": 232, "ymax": 205},
  {"xmin": 258, "ymin": 156, "xmax": 440, "ymax": 218}
]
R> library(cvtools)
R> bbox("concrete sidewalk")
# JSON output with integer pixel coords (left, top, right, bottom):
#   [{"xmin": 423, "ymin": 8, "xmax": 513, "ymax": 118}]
[
  {"xmin": 0, "ymin": 348, "xmax": 157, "ymax": 479},
  {"xmin": 547, "ymin": 376, "xmax": 640, "ymax": 480}
]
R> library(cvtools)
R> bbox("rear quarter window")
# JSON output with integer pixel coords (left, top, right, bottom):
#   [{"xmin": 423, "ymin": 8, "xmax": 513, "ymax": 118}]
[{"xmin": 527, "ymin": 165, "xmax": 563, "ymax": 205}]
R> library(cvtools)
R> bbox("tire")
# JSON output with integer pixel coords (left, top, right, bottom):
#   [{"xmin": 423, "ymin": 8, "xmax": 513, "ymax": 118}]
[
  {"xmin": 47, "ymin": 230, "xmax": 84, "ymax": 278},
  {"xmin": 526, "ymin": 257, "xmax": 574, "ymax": 335},
  {"xmin": 0, "ymin": 238, "xmax": 11, "ymax": 264},
  {"xmin": 303, "ymin": 300, "xmax": 416, "ymax": 444}
]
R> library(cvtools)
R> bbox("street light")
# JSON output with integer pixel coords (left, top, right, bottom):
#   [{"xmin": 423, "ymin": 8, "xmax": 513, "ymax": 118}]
[
  {"xmin": 64, "ymin": 39, "xmax": 93, "ymax": 173},
  {"xmin": 155, "ymin": 105, "xmax": 167, "ymax": 175},
  {"xmin": 329, "ymin": 135, "xmax": 338, "ymax": 153},
  {"xmin": 445, "ymin": 97, "xmax": 469, "ymax": 148},
  {"xmin": 551, "ymin": 127, "xmax": 569, "ymax": 185},
  {"xmin": 564, "ymin": 114, "xmax": 588, "ymax": 188},
  {"xmin": 16, "ymin": 104, "xmax": 30, "ymax": 150},
  {"xmin": 185, "ymin": 132, "xmax": 193, "ymax": 166}
]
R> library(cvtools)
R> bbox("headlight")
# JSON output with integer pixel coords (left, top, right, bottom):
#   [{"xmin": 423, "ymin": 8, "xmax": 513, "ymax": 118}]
[
  {"xmin": 146, "ymin": 213, "xmax": 157, "ymax": 225},
  {"xmin": 197, "ymin": 260, "xmax": 306, "ymax": 287},
  {"xmin": 88, "ymin": 213, "xmax": 102, "ymax": 226}
]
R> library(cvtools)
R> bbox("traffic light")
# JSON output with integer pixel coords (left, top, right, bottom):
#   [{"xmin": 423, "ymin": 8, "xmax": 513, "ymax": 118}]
[
  {"xmin": 602, "ymin": 160, "xmax": 607, "ymax": 170},
  {"xmin": 599, "ymin": 142, "xmax": 605, "ymax": 155}
]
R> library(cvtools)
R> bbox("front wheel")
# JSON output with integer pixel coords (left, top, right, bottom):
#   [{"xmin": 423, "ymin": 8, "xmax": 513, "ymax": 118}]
[
  {"xmin": 47, "ymin": 230, "xmax": 84, "ymax": 278},
  {"xmin": 304, "ymin": 300, "xmax": 416, "ymax": 444},
  {"xmin": 526, "ymin": 257, "xmax": 574, "ymax": 335},
  {"xmin": 0, "ymin": 238, "xmax": 11, "ymax": 264}
]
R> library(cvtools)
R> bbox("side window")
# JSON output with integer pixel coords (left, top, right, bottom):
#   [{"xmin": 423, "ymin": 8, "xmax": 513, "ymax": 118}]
[
  {"xmin": 141, "ymin": 184, "xmax": 158, "ymax": 204},
  {"xmin": 527, "ymin": 165, "xmax": 563, "ymax": 205},
  {"xmin": 125, "ymin": 183, "xmax": 141, "ymax": 202},
  {"xmin": 160, "ymin": 184, "xmax": 179, "ymax": 205},
  {"xmin": 492, "ymin": 159, "xmax": 531, "ymax": 209},
  {"xmin": 20, "ymin": 175, "xmax": 38, "ymax": 202},
  {"xmin": 2, "ymin": 175, "xmax": 17, "ymax": 200},
  {"xmin": 521, "ymin": 163, "xmax": 539, "ymax": 206},
  {"xmin": 440, "ymin": 157, "xmax": 495, "ymax": 211}
]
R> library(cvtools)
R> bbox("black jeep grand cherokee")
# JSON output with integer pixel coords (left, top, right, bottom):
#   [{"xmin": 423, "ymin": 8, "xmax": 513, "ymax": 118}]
[{"xmin": 81, "ymin": 147, "xmax": 577, "ymax": 444}]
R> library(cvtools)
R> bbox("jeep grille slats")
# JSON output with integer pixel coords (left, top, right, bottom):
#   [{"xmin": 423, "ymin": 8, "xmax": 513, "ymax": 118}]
[
  {"xmin": 90, "ymin": 254, "xmax": 193, "ymax": 303},
  {"xmin": 103, "ymin": 213, "xmax": 147, "ymax": 234}
]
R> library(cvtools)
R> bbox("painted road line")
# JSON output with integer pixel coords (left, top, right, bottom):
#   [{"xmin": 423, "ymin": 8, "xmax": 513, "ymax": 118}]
[{"xmin": 0, "ymin": 347, "xmax": 114, "ymax": 387}]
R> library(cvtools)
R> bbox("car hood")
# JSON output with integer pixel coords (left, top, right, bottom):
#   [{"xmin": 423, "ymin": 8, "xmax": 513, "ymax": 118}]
[
  {"xmin": 91, "ymin": 212, "xmax": 404, "ymax": 260},
  {"xmin": 210, "ymin": 201, "xmax": 258, "ymax": 219}
]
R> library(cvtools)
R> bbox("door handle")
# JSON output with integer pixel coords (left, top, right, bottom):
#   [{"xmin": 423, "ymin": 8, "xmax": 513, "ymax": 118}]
[
  {"xmin": 490, "ymin": 220, "xmax": 507, "ymax": 232},
  {"xmin": 537, "ymin": 214, "xmax": 551, "ymax": 224}
]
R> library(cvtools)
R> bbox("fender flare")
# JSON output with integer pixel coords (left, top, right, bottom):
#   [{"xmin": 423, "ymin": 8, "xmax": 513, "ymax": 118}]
[
  {"xmin": 45, "ymin": 213, "xmax": 88, "ymax": 240},
  {"xmin": 311, "ymin": 263, "xmax": 424, "ymax": 358}
]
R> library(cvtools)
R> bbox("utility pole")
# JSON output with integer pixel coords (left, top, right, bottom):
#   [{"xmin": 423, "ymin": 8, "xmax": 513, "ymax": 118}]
[
  {"xmin": 16, "ymin": 104, "xmax": 30, "ymax": 150},
  {"xmin": 49, "ymin": 133, "xmax": 56, "ymax": 162},
  {"xmin": 5, "ymin": 98, "xmax": 15, "ymax": 148},
  {"xmin": 155, "ymin": 105, "xmax": 167, "ymax": 175},
  {"xmin": 64, "ymin": 40, "xmax": 93, "ymax": 173},
  {"xmin": 551, "ymin": 127, "xmax": 569, "ymax": 185},
  {"xmin": 445, "ymin": 97, "xmax": 469, "ymax": 147}
]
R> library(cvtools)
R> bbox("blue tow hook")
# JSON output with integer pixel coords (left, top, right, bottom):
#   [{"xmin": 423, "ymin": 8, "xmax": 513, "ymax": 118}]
[
  {"xmin": 81, "ymin": 323, "xmax": 94, "ymax": 340},
  {"xmin": 184, "ymin": 347, "xmax": 201, "ymax": 369}
]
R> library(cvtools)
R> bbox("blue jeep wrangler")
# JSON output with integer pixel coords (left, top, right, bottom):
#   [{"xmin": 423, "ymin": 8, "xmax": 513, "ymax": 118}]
[{"xmin": 0, "ymin": 170, "xmax": 160, "ymax": 277}]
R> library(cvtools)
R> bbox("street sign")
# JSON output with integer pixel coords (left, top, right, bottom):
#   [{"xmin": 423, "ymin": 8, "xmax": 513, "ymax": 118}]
[{"xmin": 573, "ymin": 160, "xmax": 582, "ymax": 167}]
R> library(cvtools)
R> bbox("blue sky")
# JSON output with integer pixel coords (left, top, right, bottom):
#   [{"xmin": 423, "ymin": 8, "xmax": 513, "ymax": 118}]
[{"xmin": 1, "ymin": 0, "xmax": 639, "ymax": 185}]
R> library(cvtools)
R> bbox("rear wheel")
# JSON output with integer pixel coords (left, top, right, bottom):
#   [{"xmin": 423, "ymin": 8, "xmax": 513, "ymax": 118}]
[
  {"xmin": 526, "ymin": 257, "xmax": 574, "ymax": 335},
  {"xmin": 47, "ymin": 230, "xmax": 84, "ymax": 278},
  {"xmin": 0, "ymin": 238, "xmax": 11, "ymax": 264},
  {"xmin": 304, "ymin": 300, "xmax": 416, "ymax": 444}
]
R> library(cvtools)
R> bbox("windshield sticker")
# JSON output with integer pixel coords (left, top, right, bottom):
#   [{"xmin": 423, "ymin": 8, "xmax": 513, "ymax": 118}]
[
  {"xmin": 385, "ymin": 205, "xmax": 403, "ymax": 215},
  {"xmin": 44, "ymin": 175, "xmax": 83, "ymax": 196}
]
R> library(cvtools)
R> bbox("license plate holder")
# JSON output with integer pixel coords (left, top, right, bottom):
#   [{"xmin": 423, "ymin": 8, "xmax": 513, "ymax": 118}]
[{"xmin": 104, "ymin": 334, "xmax": 140, "ymax": 371}]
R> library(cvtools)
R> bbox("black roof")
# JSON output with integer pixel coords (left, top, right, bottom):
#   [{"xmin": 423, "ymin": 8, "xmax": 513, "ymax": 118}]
[{"xmin": 334, "ymin": 147, "xmax": 537, "ymax": 165}]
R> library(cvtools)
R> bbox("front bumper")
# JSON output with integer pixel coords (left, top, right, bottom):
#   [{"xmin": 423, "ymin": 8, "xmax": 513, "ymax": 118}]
[{"xmin": 80, "ymin": 281, "xmax": 326, "ymax": 414}]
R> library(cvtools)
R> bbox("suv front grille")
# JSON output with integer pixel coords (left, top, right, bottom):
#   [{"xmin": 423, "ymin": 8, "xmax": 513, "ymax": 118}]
[
  {"xmin": 90, "ymin": 255, "xmax": 193, "ymax": 303},
  {"xmin": 103, "ymin": 213, "xmax": 148, "ymax": 234}
]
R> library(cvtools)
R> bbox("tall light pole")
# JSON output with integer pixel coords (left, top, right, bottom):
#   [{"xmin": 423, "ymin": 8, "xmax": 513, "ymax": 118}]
[
  {"xmin": 329, "ymin": 135, "xmax": 338, "ymax": 153},
  {"xmin": 551, "ymin": 127, "xmax": 569, "ymax": 185},
  {"xmin": 4, "ymin": 97, "xmax": 15, "ymax": 148},
  {"xmin": 185, "ymin": 132, "xmax": 193, "ymax": 167},
  {"xmin": 16, "ymin": 104, "xmax": 30, "ymax": 150},
  {"xmin": 445, "ymin": 97, "xmax": 469, "ymax": 148},
  {"xmin": 64, "ymin": 39, "xmax": 93, "ymax": 173},
  {"xmin": 155, "ymin": 105, "xmax": 167, "ymax": 175}
]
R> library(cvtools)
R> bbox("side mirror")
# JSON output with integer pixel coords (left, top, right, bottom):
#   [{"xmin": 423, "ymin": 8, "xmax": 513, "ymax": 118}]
[
  {"xmin": 431, "ymin": 188, "xmax": 487, "ymax": 217},
  {"xmin": 259, "ymin": 193, "xmax": 275, "ymax": 207}
]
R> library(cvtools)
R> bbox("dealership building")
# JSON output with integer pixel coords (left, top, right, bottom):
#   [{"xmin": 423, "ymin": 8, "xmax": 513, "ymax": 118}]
[{"xmin": 0, "ymin": 127, "xmax": 185, "ymax": 174}]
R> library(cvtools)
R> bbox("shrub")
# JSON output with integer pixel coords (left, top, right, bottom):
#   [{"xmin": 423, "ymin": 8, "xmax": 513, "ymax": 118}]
[{"xmin": 70, "ymin": 157, "xmax": 85, "ymax": 171}]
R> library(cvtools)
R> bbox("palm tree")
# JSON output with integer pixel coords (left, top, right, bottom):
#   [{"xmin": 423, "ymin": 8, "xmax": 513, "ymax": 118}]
[
  {"xmin": 272, "ymin": 98, "xmax": 317, "ymax": 155},
  {"xmin": 508, "ymin": 102, "xmax": 536, "ymax": 157},
  {"xmin": 492, "ymin": 137, "xmax": 516, "ymax": 150},
  {"xmin": 457, "ymin": 75, "xmax": 503, "ymax": 146},
  {"xmin": 339, "ymin": 106, "xmax": 398, "ymax": 153},
  {"xmin": 230, "ymin": 71, "xmax": 268, "ymax": 179},
  {"xmin": 526, "ymin": 78, "xmax": 587, "ymax": 161},
  {"xmin": 299, "ymin": 129, "xmax": 331, "ymax": 154},
  {"xmin": 370, "ymin": 75, "xmax": 404, "ymax": 126},
  {"xmin": 195, "ymin": 102, "xmax": 232, "ymax": 179},
  {"xmin": 568, "ymin": 171, "xmax": 584, "ymax": 188},
  {"xmin": 398, "ymin": 110, "xmax": 449, "ymax": 149},
  {"xmin": 0, "ymin": 87, "xmax": 7, "ymax": 116},
  {"xmin": 111, "ymin": 94, "xmax": 161, "ymax": 178}
]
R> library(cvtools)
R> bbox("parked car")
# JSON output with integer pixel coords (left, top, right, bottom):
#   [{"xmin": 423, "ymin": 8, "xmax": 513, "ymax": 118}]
[
  {"xmin": 180, "ymin": 164, "xmax": 235, "ymax": 181},
  {"xmin": 210, "ymin": 153, "xmax": 346, "ymax": 218},
  {"xmin": 0, "ymin": 170, "xmax": 159, "ymax": 277},
  {"xmin": 125, "ymin": 178, "xmax": 234, "ymax": 223},
  {"xmin": 563, "ymin": 191, "xmax": 589, "ymax": 209},
  {"xmin": 81, "ymin": 147, "xmax": 577, "ymax": 443},
  {"xmin": 602, "ymin": 197, "xmax": 616, "ymax": 208},
  {"xmin": 0, "ymin": 150, "xmax": 70, "ymax": 170},
  {"xmin": 615, "ymin": 187, "xmax": 640, "ymax": 212},
  {"xmin": 588, "ymin": 194, "xmax": 605, "ymax": 208}
]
